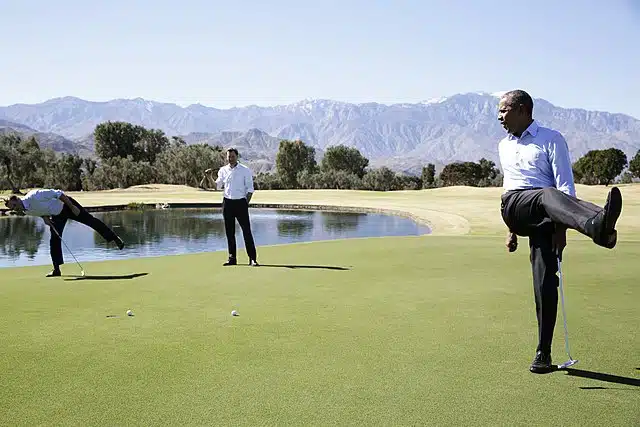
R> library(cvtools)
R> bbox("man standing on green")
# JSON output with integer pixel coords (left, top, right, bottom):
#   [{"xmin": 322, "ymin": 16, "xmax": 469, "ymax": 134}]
[
  {"xmin": 215, "ymin": 148, "xmax": 259, "ymax": 266},
  {"xmin": 497, "ymin": 89, "xmax": 623, "ymax": 373}
]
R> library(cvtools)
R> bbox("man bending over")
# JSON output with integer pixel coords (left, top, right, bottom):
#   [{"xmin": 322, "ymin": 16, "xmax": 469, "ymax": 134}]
[{"xmin": 4, "ymin": 189, "xmax": 124, "ymax": 277}]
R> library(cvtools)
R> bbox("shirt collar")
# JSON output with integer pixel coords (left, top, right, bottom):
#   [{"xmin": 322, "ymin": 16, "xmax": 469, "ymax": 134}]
[
  {"xmin": 507, "ymin": 120, "xmax": 538, "ymax": 140},
  {"xmin": 523, "ymin": 120, "xmax": 538, "ymax": 137}
]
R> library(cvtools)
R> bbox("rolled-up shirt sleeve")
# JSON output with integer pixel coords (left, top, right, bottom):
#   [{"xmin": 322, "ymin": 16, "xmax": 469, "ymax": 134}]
[{"xmin": 548, "ymin": 133, "xmax": 576, "ymax": 197}]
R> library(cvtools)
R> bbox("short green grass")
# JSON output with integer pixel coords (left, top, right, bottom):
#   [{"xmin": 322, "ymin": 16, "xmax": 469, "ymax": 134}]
[{"xmin": 1, "ymin": 235, "xmax": 638, "ymax": 426}]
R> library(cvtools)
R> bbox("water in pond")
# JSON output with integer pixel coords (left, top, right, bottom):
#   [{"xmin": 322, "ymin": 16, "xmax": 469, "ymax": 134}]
[{"xmin": 0, "ymin": 208, "xmax": 430, "ymax": 268}]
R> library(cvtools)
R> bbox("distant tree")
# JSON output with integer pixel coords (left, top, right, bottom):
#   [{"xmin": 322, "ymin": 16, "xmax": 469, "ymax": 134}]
[
  {"xmin": 629, "ymin": 150, "xmax": 640, "ymax": 179},
  {"xmin": 83, "ymin": 158, "xmax": 98, "ymax": 176},
  {"xmin": 439, "ymin": 162, "xmax": 484, "ymax": 187},
  {"xmin": 44, "ymin": 153, "xmax": 84, "ymax": 191},
  {"xmin": 573, "ymin": 148, "xmax": 627, "ymax": 186},
  {"xmin": 155, "ymin": 143, "xmax": 225, "ymax": 187},
  {"xmin": 477, "ymin": 158, "xmax": 500, "ymax": 186},
  {"xmin": 393, "ymin": 174, "xmax": 423, "ymax": 190},
  {"xmin": 618, "ymin": 171, "xmax": 634, "ymax": 184},
  {"xmin": 15, "ymin": 136, "xmax": 46, "ymax": 188},
  {"xmin": 83, "ymin": 156, "xmax": 157, "ymax": 190},
  {"xmin": 0, "ymin": 133, "xmax": 22, "ymax": 192},
  {"xmin": 135, "ymin": 128, "xmax": 170, "ymax": 164},
  {"xmin": 421, "ymin": 164, "xmax": 436, "ymax": 188},
  {"xmin": 254, "ymin": 172, "xmax": 284, "ymax": 190},
  {"xmin": 94, "ymin": 121, "xmax": 168, "ymax": 164},
  {"xmin": 171, "ymin": 136, "xmax": 187, "ymax": 146},
  {"xmin": 320, "ymin": 145, "xmax": 369, "ymax": 178},
  {"xmin": 298, "ymin": 169, "xmax": 363, "ymax": 190},
  {"xmin": 362, "ymin": 167, "xmax": 396, "ymax": 191},
  {"xmin": 275, "ymin": 140, "xmax": 317, "ymax": 188},
  {"xmin": 94, "ymin": 121, "xmax": 144, "ymax": 162}
]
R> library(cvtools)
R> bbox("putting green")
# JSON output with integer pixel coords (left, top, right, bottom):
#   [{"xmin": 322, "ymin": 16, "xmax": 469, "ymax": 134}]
[
  {"xmin": 1, "ymin": 184, "xmax": 638, "ymax": 425},
  {"xmin": 1, "ymin": 235, "xmax": 638, "ymax": 425}
]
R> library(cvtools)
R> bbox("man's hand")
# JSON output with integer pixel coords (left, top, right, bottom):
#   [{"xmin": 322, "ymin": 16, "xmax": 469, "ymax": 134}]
[
  {"xmin": 506, "ymin": 232, "xmax": 518, "ymax": 252},
  {"xmin": 42, "ymin": 216, "xmax": 53, "ymax": 227},
  {"xmin": 552, "ymin": 225, "xmax": 567, "ymax": 259}
]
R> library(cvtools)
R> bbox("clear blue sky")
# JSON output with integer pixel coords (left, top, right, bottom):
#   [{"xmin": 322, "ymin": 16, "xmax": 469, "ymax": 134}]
[{"xmin": 2, "ymin": 0, "xmax": 639, "ymax": 118}]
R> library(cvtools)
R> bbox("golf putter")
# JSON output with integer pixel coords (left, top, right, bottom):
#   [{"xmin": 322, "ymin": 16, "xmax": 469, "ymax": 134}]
[
  {"xmin": 557, "ymin": 255, "xmax": 578, "ymax": 369},
  {"xmin": 50, "ymin": 224, "xmax": 86, "ymax": 277}
]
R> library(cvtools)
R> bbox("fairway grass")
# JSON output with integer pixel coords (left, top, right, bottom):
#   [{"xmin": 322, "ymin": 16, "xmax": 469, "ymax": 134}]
[{"xmin": 1, "ymin": 235, "xmax": 638, "ymax": 425}]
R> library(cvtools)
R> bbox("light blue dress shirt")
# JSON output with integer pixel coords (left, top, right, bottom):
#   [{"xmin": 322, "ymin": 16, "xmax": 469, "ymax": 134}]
[
  {"xmin": 21, "ymin": 189, "xmax": 66, "ymax": 216},
  {"xmin": 498, "ymin": 120, "xmax": 576, "ymax": 197}
]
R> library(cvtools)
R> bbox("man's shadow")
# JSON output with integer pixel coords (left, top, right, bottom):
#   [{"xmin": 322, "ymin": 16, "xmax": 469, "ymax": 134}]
[
  {"xmin": 561, "ymin": 367, "xmax": 640, "ymax": 389},
  {"xmin": 240, "ymin": 264, "xmax": 351, "ymax": 271},
  {"xmin": 63, "ymin": 273, "xmax": 149, "ymax": 281}
]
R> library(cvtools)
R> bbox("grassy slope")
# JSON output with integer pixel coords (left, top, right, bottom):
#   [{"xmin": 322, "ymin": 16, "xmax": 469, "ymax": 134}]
[{"xmin": 1, "ymin": 184, "xmax": 639, "ymax": 425}]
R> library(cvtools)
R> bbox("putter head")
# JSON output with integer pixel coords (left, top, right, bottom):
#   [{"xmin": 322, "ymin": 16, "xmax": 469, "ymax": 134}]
[
  {"xmin": 81, "ymin": 270, "xmax": 86, "ymax": 277},
  {"xmin": 557, "ymin": 359, "xmax": 578, "ymax": 369}
]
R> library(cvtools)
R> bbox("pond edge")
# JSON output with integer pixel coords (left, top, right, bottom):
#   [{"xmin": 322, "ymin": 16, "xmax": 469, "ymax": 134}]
[{"xmin": 1, "ymin": 202, "xmax": 433, "ymax": 233}]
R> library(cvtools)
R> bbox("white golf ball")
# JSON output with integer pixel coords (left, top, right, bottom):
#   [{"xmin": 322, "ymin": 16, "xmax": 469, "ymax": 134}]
[
  {"xmin": 126, "ymin": 310, "xmax": 133, "ymax": 316},
  {"xmin": 231, "ymin": 310, "xmax": 238, "ymax": 316}
]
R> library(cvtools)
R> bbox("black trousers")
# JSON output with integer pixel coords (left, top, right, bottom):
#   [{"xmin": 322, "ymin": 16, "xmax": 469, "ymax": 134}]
[
  {"xmin": 49, "ymin": 198, "xmax": 118, "ymax": 267},
  {"xmin": 222, "ymin": 197, "xmax": 257, "ymax": 261},
  {"xmin": 500, "ymin": 187, "xmax": 603, "ymax": 354}
]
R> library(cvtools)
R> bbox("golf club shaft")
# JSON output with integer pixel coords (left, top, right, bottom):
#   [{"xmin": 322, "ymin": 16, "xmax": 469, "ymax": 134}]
[
  {"xmin": 50, "ymin": 224, "xmax": 84, "ymax": 273},
  {"xmin": 557, "ymin": 257, "xmax": 572, "ymax": 360}
]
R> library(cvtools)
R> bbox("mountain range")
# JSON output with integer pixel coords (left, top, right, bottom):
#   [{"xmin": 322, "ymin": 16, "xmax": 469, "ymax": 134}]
[{"xmin": 1, "ymin": 92, "xmax": 639, "ymax": 175}]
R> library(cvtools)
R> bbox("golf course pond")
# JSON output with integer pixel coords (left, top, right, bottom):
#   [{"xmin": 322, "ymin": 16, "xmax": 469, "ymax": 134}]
[{"xmin": 0, "ymin": 207, "xmax": 430, "ymax": 268}]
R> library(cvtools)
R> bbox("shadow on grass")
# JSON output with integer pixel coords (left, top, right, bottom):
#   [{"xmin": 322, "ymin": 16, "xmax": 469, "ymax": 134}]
[
  {"xmin": 63, "ymin": 273, "xmax": 149, "ymax": 281},
  {"xmin": 563, "ymin": 368, "xmax": 640, "ymax": 388},
  {"xmin": 241, "ymin": 264, "xmax": 351, "ymax": 271}
]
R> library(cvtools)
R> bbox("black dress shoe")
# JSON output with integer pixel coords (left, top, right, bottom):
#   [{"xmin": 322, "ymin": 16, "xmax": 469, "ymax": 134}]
[
  {"xmin": 223, "ymin": 257, "xmax": 237, "ymax": 266},
  {"xmin": 530, "ymin": 351, "xmax": 554, "ymax": 374},
  {"xmin": 589, "ymin": 187, "xmax": 622, "ymax": 248},
  {"xmin": 46, "ymin": 269, "xmax": 61, "ymax": 278}
]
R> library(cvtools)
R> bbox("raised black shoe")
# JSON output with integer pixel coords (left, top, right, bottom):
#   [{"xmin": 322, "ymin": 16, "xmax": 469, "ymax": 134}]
[
  {"xmin": 530, "ymin": 351, "xmax": 554, "ymax": 374},
  {"xmin": 589, "ymin": 187, "xmax": 622, "ymax": 249},
  {"xmin": 223, "ymin": 257, "xmax": 237, "ymax": 266}
]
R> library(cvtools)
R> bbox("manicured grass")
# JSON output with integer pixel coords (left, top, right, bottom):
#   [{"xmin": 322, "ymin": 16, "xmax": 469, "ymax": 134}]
[{"xmin": 1, "ymin": 235, "xmax": 638, "ymax": 425}]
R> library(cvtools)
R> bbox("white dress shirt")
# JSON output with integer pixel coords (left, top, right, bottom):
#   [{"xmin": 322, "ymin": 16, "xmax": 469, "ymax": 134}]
[
  {"xmin": 498, "ymin": 121, "xmax": 576, "ymax": 197},
  {"xmin": 215, "ymin": 163, "xmax": 255, "ymax": 200},
  {"xmin": 21, "ymin": 189, "xmax": 65, "ymax": 216}
]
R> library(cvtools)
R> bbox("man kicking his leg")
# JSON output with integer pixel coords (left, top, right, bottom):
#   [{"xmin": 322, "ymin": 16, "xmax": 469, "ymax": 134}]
[
  {"xmin": 3, "ymin": 189, "xmax": 124, "ymax": 277},
  {"xmin": 215, "ymin": 148, "xmax": 258, "ymax": 266},
  {"xmin": 497, "ymin": 89, "xmax": 623, "ymax": 374}
]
